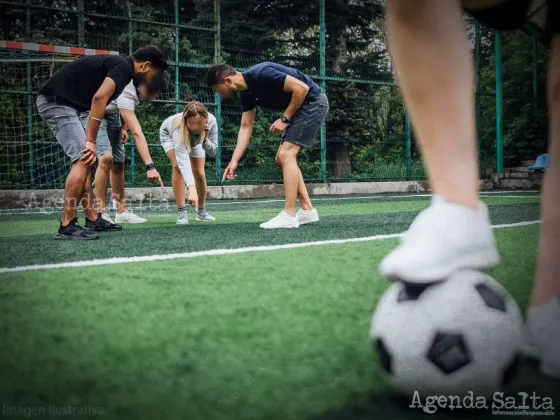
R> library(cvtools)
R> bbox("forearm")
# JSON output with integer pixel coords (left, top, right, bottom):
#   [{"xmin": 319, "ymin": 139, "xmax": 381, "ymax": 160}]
[
  {"xmin": 86, "ymin": 100, "xmax": 108, "ymax": 143},
  {"xmin": 283, "ymin": 88, "xmax": 308, "ymax": 120},
  {"xmin": 131, "ymin": 131, "xmax": 153, "ymax": 165},
  {"xmin": 202, "ymin": 138, "xmax": 218, "ymax": 157},
  {"xmin": 231, "ymin": 126, "xmax": 253, "ymax": 163}
]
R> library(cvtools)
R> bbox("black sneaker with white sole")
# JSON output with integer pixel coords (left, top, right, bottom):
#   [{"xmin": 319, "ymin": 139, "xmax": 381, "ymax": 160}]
[
  {"xmin": 54, "ymin": 218, "xmax": 99, "ymax": 240},
  {"xmin": 85, "ymin": 213, "xmax": 123, "ymax": 232}
]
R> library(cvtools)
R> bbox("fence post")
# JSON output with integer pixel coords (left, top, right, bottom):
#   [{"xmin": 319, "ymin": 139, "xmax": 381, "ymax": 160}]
[
  {"xmin": 531, "ymin": 29, "xmax": 538, "ymax": 116},
  {"xmin": 26, "ymin": 0, "xmax": 34, "ymax": 187},
  {"xmin": 77, "ymin": 0, "xmax": 85, "ymax": 47},
  {"xmin": 475, "ymin": 21, "xmax": 482, "ymax": 170},
  {"xmin": 174, "ymin": 0, "xmax": 180, "ymax": 114},
  {"xmin": 214, "ymin": 0, "xmax": 222, "ymax": 185},
  {"xmin": 405, "ymin": 112, "xmax": 411, "ymax": 180},
  {"xmin": 126, "ymin": 1, "xmax": 135, "ymax": 184},
  {"xmin": 319, "ymin": 0, "xmax": 327, "ymax": 183},
  {"xmin": 494, "ymin": 30, "xmax": 503, "ymax": 174}
]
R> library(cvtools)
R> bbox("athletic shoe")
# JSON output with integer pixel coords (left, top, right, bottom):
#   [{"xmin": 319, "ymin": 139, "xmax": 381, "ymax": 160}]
[
  {"xmin": 260, "ymin": 211, "xmax": 299, "ymax": 229},
  {"xmin": 85, "ymin": 213, "xmax": 123, "ymax": 232},
  {"xmin": 523, "ymin": 298, "xmax": 560, "ymax": 378},
  {"xmin": 379, "ymin": 196, "xmax": 499, "ymax": 283},
  {"xmin": 54, "ymin": 218, "xmax": 99, "ymax": 240},
  {"xmin": 101, "ymin": 210, "xmax": 115, "ymax": 224},
  {"xmin": 115, "ymin": 209, "xmax": 147, "ymax": 224},
  {"xmin": 297, "ymin": 208, "xmax": 319, "ymax": 225},
  {"xmin": 196, "ymin": 208, "xmax": 216, "ymax": 222},
  {"xmin": 176, "ymin": 209, "xmax": 189, "ymax": 225}
]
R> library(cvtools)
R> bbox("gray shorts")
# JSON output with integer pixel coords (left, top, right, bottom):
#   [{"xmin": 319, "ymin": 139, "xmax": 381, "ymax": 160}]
[
  {"xmin": 80, "ymin": 112, "xmax": 125, "ymax": 163},
  {"xmin": 36, "ymin": 95, "xmax": 85, "ymax": 162},
  {"xmin": 282, "ymin": 92, "xmax": 329, "ymax": 149}
]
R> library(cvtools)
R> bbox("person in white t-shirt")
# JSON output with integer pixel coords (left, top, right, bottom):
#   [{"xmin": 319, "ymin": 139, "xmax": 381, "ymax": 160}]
[
  {"xmin": 80, "ymin": 76, "xmax": 165, "ymax": 224},
  {"xmin": 159, "ymin": 101, "xmax": 218, "ymax": 224}
]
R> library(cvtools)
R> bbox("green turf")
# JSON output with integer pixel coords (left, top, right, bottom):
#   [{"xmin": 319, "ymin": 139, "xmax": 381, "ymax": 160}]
[
  {"xmin": 0, "ymin": 193, "xmax": 556, "ymax": 420},
  {"xmin": 0, "ymin": 195, "xmax": 541, "ymax": 268}
]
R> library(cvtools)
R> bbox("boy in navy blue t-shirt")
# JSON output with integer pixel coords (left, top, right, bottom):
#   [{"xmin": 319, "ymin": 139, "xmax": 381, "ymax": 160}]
[{"xmin": 206, "ymin": 62, "xmax": 329, "ymax": 229}]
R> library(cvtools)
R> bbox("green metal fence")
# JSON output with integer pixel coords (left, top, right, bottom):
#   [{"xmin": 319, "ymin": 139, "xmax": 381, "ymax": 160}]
[{"xmin": 0, "ymin": 0, "xmax": 549, "ymax": 190}]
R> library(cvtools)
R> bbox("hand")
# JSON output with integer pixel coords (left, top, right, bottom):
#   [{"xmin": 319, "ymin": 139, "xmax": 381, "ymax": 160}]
[
  {"xmin": 222, "ymin": 161, "xmax": 238, "ymax": 182},
  {"xmin": 80, "ymin": 141, "xmax": 97, "ymax": 166},
  {"xmin": 202, "ymin": 122, "xmax": 209, "ymax": 143},
  {"xmin": 147, "ymin": 168, "xmax": 164, "ymax": 187},
  {"xmin": 270, "ymin": 118, "xmax": 288, "ymax": 134},
  {"xmin": 187, "ymin": 187, "xmax": 199, "ymax": 208},
  {"xmin": 120, "ymin": 128, "xmax": 129, "ymax": 144}
]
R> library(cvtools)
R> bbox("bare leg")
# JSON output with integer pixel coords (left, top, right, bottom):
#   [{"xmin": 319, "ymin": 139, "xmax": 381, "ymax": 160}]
[
  {"xmin": 386, "ymin": 0, "xmax": 478, "ymax": 209},
  {"xmin": 296, "ymin": 168, "xmax": 313, "ymax": 210},
  {"xmin": 167, "ymin": 150, "xmax": 186, "ymax": 208},
  {"xmin": 190, "ymin": 156, "xmax": 208, "ymax": 208},
  {"xmin": 276, "ymin": 142, "xmax": 302, "ymax": 216},
  {"xmin": 94, "ymin": 153, "xmax": 113, "ymax": 212},
  {"xmin": 110, "ymin": 162, "xmax": 126, "ymax": 213},
  {"xmin": 62, "ymin": 160, "xmax": 91, "ymax": 225},
  {"xmin": 80, "ymin": 171, "xmax": 97, "ymax": 221},
  {"xmin": 531, "ymin": 36, "xmax": 560, "ymax": 306}
]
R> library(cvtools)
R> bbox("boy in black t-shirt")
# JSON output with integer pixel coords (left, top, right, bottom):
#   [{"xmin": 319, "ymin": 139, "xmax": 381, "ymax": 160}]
[{"xmin": 37, "ymin": 45, "xmax": 167, "ymax": 240}]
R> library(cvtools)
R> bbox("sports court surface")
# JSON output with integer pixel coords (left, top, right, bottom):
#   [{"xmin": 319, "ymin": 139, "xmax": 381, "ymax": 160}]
[{"xmin": 1, "ymin": 191, "xmax": 558, "ymax": 419}]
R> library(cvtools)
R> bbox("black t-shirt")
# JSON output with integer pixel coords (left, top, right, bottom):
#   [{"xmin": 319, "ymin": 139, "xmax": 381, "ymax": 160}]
[{"xmin": 39, "ymin": 55, "xmax": 134, "ymax": 112}]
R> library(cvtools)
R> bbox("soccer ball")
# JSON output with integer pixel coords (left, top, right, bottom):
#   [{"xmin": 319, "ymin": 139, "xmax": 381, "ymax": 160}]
[{"xmin": 370, "ymin": 270, "xmax": 524, "ymax": 398}]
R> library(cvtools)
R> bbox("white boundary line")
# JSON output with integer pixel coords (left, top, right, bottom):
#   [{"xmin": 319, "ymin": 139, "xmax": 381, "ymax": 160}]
[
  {"xmin": 0, "ymin": 191, "xmax": 542, "ymax": 215},
  {"xmin": 0, "ymin": 220, "xmax": 541, "ymax": 274}
]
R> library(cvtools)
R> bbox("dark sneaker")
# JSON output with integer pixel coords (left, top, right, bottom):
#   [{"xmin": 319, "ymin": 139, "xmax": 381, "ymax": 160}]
[
  {"xmin": 85, "ymin": 213, "xmax": 123, "ymax": 232},
  {"xmin": 54, "ymin": 218, "xmax": 99, "ymax": 240}
]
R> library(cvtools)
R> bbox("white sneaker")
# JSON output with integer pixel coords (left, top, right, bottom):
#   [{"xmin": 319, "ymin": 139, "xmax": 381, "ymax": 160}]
[
  {"xmin": 115, "ymin": 209, "xmax": 147, "ymax": 224},
  {"xmin": 101, "ymin": 210, "xmax": 115, "ymax": 224},
  {"xmin": 196, "ymin": 208, "xmax": 216, "ymax": 222},
  {"xmin": 523, "ymin": 298, "xmax": 560, "ymax": 378},
  {"xmin": 176, "ymin": 209, "xmax": 189, "ymax": 225},
  {"xmin": 297, "ymin": 208, "xmax": 319, "ymax": 225},
  {"xmin": 379, "ymin": 196, "xmax": 499, "ymax": 283},
  {"xmin": 260, "ymin": 211, "xmax": 299, "ymax": 229}
]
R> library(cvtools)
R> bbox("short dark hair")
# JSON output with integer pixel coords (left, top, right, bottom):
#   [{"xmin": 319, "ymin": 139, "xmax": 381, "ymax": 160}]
[
  {"xmin": 132, "ymin": 45, "xmax": 168, "ymax": 71},
  {"xmin": 205, "ymin": 64, "xmax": 237, "ymax": 87}
]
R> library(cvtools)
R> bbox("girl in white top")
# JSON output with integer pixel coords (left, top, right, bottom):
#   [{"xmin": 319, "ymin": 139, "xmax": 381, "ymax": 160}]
[{"xmin": 159, "ymin": 101, "xmax": 218, "ymax": 224}]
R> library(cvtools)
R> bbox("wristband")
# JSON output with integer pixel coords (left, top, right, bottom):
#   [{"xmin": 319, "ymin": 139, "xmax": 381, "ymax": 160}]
[
  {"xmin": 89, "ymin": 116, "xmax": 103, "ymax": 122},
  {"xmin": 146, "ymin": 163, "xmax": 156, "ymax": 171}
]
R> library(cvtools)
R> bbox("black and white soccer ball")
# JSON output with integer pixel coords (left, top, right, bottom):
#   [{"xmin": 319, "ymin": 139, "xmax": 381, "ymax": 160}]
[{"xmin": 370, "ymin": 270, "xmax": 524, "ymax": 398}]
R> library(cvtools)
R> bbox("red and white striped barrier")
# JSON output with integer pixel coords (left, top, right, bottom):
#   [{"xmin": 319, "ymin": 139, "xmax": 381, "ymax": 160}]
[{"xmin": 0, "ymin": 41, "xmax": 119, "ymax": 56}]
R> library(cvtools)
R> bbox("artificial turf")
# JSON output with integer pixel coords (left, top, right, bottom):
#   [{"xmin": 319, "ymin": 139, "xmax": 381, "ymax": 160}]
[{"xmin": 0, "ymin": 193, "xmax": 556, "ymax": 420}]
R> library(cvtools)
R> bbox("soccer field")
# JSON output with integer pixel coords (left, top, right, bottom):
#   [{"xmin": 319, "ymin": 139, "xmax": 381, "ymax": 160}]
[{"xmin": 0, "ymin": 192, "xmax": 558, "ymax": 420}]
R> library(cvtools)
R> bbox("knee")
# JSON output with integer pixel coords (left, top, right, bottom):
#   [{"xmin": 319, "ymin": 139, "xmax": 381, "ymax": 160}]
[
  {"xmin": 387, "ymin": 0, "xmax": 424, "ymax": 22},
  {"xmin": 276, "ymin": 149, "xmax": 295, "ymax": 167},
  {"xmin": 194, "ymin": 170, "xmax": 206, "ymax": 184},
  {"xmin": 99, "ymin": 154, "xmax": 113, "ymax": 170},
  {"xmin": 112, "ymin": 162, "xmax": 124, "ymax": 174}
]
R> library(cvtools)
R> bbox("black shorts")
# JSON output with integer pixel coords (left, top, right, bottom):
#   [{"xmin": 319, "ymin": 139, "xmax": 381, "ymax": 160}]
[
  {"xmin": 281, "ymin": 93, "xmax": 329, "ymax": 149},
  {"xmin": 466, "ymin": 0, "xmax": 559, "ymax": 42}
]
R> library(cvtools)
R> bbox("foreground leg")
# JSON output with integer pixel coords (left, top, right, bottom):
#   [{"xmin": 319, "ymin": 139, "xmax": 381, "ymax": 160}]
[
  {"xmin": 525, "ymin": 36, "xmax": 560, "ymax": 378},
  {"xmin": 379, "ymin": 0, "xmax": 498, "ymax": 282}
]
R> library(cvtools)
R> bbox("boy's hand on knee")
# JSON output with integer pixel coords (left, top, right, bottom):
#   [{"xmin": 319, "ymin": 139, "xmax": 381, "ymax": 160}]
[{"xmin": 80, "ymin": 141, "xmax": 97, "ymax": 166}]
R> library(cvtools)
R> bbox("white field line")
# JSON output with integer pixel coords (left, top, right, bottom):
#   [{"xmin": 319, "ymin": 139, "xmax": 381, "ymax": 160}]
[
  {"xmin": 0, "ymin": 191, "xmax": 542, "ymax": 215},
  {"xmin": 0, "ymin": 220, "xmax": 541, "ymax": 274}
]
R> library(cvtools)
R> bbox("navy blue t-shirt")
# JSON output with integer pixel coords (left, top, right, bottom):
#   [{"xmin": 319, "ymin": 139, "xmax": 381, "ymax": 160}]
[{"xmin": 240, "ymin": 62, "xmax": 322, "ymax": 112}]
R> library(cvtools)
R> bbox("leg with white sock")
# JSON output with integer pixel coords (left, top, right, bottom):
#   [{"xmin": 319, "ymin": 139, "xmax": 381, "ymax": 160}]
[
  {"xmin": 379, "ymin": 0, "xmax": 498, "ymax": 283},
  {"xmin": 525, "ymin": 35, "xmax": 560, "ymax": 378}
]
